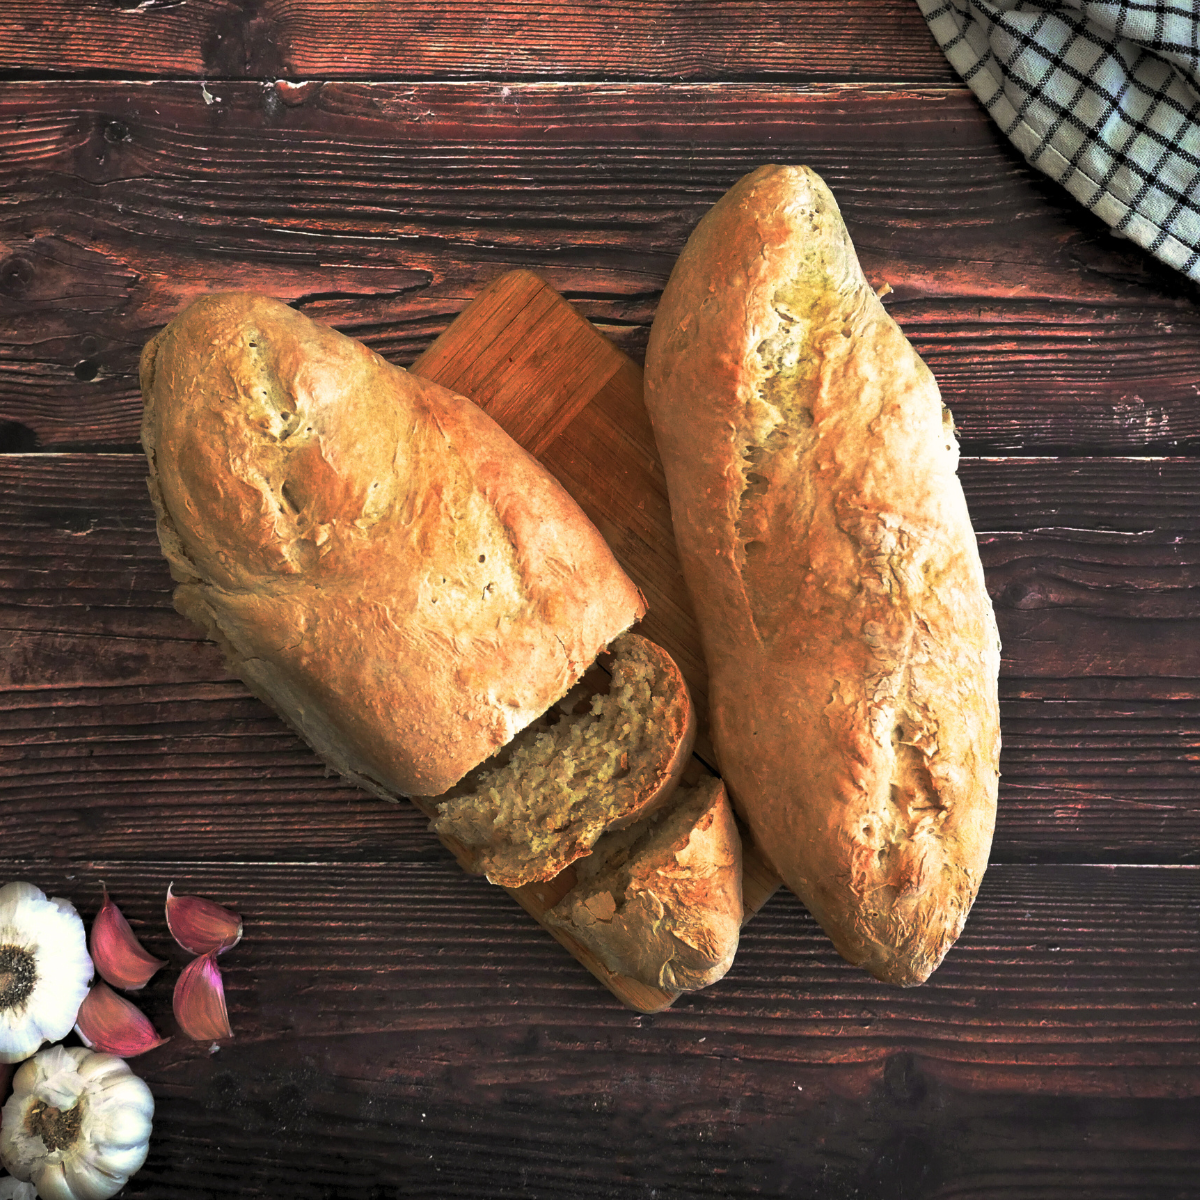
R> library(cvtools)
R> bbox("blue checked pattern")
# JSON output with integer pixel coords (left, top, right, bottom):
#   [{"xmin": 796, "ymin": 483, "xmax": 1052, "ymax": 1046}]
[{"xmin": 917, "ymin": 0, "xmax": 1200, "ymax": 280}]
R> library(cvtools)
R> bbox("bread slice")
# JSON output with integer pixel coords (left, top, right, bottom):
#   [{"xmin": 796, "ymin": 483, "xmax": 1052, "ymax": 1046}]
[
  {"xmin": 643, "ymin": 165, "xmax": 1001, "ymax": 986},
  {"xmin": 139, "ymin": 293, "xmax": 646, "ymax": 800},
  {"xmin": 429, "ymin": 633, "xmax": 696, "ymax": 887},
  {"xmin": 545, "ymin": 776, "xmax": 742, "ymax": 992}
]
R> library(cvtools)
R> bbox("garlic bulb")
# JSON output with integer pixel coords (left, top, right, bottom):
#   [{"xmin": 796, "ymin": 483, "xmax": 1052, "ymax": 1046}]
[
  {"xmin": 0, "ymin": 1045, "xmax": 153, "ymax": 1200},
  {"xmin": 0, "ymin": 883, "xmax": 93, "ymax": 1064}
]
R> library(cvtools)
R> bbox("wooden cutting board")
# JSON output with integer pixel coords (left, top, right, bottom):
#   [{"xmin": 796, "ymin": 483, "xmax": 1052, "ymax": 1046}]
[{"xmin": 409, "ymin": 270, "xmax": 781, "ymax": 1013}]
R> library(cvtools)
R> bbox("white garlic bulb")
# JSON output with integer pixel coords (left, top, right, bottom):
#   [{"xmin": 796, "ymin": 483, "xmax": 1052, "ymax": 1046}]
[
  {"xmin": 0, "ymin": 882, "xmax": 93, "ymax": 1064},
  {"xmin": 0, "ymin": 1045, "xmax": 153, "ymax": 1200}
]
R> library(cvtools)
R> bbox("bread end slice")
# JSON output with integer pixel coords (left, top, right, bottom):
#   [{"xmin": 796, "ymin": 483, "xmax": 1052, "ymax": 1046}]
[{"xmin": 546, "ymin": 776, "xmax": 742, "ymax": 992}]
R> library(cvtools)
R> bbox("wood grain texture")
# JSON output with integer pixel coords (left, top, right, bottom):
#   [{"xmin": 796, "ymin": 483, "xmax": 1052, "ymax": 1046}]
[
  {"xmin": 3, "ymin": 17, "xmax": 1199, "ymax": 1187},
  {"xmin": 113, "ymin": 1059, "xmax": 1200, "ymax": 1199},
  {"xmin": 413, "ymin": 271, "xmax": 627, "ymax": 457},
  {"xmin": 7, "ymin": 680, "xmax": 1200, "ymax": 865},
  {"xmin": 3, "ymin": 83, "xmax": 1200, "ymax": 455},
  {"xmin": 4, "ymin": 455, "xmax": 1200, "ymax": 864},
  {"xmin": 0, "ymin": 0, "xmax": 952, "ymax": 83},
  {"xmin": 6, "ymin": 454, "xmax": 1199, "ymax": 683},
  {"xmin": 11, "ymin": 862, "xmax": 1200, "ymax": 1073},
  {"xmin": 0, "ymin": 862, "xmax": 1193, "ymax": 1198}
]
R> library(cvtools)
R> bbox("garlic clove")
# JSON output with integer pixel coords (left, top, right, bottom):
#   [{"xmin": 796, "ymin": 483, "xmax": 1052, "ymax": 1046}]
[
  {"xmin": 164, "ymin": 885, "xmax": 242, "ymax": 956},
  {"xmin": 89, "ymin": 889, "xmax": 166, "ymax": 992},
  {"xmin": 31, "ymin": 1161, "xmax": 81, "ymax": 1200},
  {"xmin": 172, "ymin": 952, "xmax": 232, "ymax": 1041},
  {"xmin": 75, "ymin": 983, "xmax": 168, "ymax": 1058},
  {"xmin": 62, "ymin": 1155, "xmax": 131, "ymax": 1200},
  {"xmin": 0, "ymin": 1179, "xmax": 37, "ymax": 1200}
]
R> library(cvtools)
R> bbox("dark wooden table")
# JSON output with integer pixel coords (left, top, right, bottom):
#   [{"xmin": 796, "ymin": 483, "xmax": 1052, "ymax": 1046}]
[{"xmin": 3, "ymin": 4, "xmax": 1199, "ymax": 1196}]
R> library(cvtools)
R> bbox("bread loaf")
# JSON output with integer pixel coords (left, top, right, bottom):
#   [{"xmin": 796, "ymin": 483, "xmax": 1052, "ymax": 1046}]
[
  {"xmin": 430, "ymin": 632, "xmax": 696, "ymax": 886},
  {"xmin": 545, "ymin": 776, "xmax": 742, "ymax": 991},
  {"xmin": 140, "ymin": 292, "xmax": 647, "ymax": 799},
  {"xmin": 643, "ymin": 165, "xmax": 1001, "ymax": 986}
]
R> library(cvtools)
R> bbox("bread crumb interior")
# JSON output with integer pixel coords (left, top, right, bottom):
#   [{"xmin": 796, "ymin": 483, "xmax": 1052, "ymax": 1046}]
[{"xmin": 432, "ymin": 633, "xmax": 685, "ymax": 886}]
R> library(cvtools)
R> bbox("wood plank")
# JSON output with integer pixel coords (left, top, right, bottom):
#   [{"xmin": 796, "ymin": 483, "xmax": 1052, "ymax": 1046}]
[
  {"xmin": 6, "ymin": 455, "xmax": 1200, "ymax": 684},
  {"xmin": 4, "ymin": 456, "xmax": 1200, "ymax": 864},
  {"xmin": 413, "ymin": 269, "xmax": 626, "ymax": 456},
  {"xmin": 0, "ymin": 0, "xmax": 953, "ymax": 82},
  {"xmin": 10, "ymin": 862, "xmax": 1199, "ymax": 1074},
  {"xmin": 104, "ymin": 1038, "xmax": 1200, "ymax": 1197},
  {"xmin": 125, "ymin": 1061, "xmax": 1200, "ymax": 1198},
  {"xmin": 3, "ymin": 83, "xmax": 1200, "ymax": 455},
  {"xmin": 999, "ymin": 692, "xmax": 1200, "ymax": 864},
  {"xmin": 6, "ymin": 681, "xmax": 1200, "ymax": 865}
]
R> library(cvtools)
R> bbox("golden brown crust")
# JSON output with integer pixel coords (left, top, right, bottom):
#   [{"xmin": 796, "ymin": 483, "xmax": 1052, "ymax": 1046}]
[
  {"xmin": 545, "ymin": 776, "xmax": 742, "ymax": 991},
  {"xmin": 643, "ymin": 165, "xmax": 1001, "ymax": 986},
  {"xmin": 140, "ymin": 292, "xmax": 646, "ymax": 798}
]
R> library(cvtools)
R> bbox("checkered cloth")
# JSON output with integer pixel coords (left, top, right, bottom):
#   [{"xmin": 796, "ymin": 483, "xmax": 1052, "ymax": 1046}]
[{"xmin": 917, "ymin": 0, "xmax": 1200, "ymax": 280}]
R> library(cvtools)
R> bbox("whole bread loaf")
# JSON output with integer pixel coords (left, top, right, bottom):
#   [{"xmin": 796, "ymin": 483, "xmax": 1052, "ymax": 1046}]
[
  {"xmin": 643, "ymin": 165, "xmax": 1001, "ymax": 986},
  {"xmin": 140, "ymin": 293, "xmax": 646, "ymax": 799}
]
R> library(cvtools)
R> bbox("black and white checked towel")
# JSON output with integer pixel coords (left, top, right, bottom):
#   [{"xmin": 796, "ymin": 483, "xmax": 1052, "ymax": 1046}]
[{"xmin": 917, "ymin": 0, "xmax": 1200, "ymax": 280}]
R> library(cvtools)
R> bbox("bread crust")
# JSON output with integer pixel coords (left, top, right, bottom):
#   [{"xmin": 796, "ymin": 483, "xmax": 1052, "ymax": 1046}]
[
  {"xmin": 140, "ymin": 292, "xmax": 646, "ymax": 798},
  {"xmin": 545, "ymin": 776, "xmax": 742, "ymax": 991},
  {"xmin": 643, "ymin": 165, "xmax": 1001, "ymax": 986}
]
